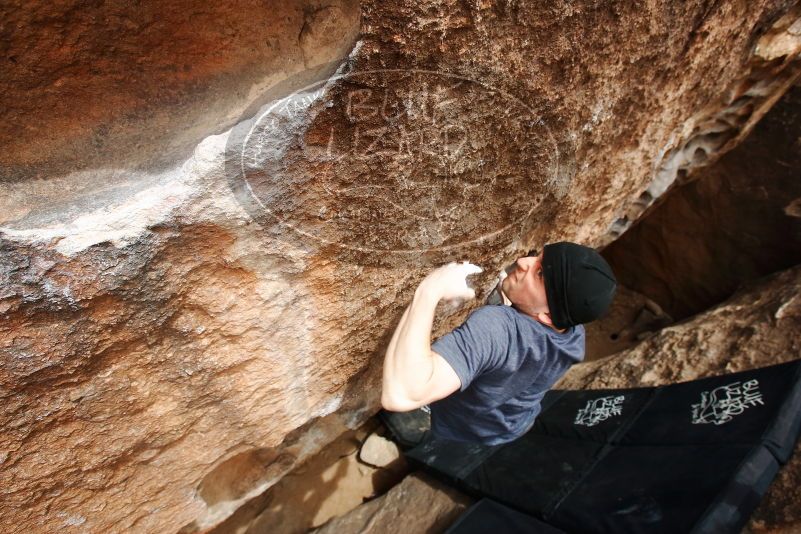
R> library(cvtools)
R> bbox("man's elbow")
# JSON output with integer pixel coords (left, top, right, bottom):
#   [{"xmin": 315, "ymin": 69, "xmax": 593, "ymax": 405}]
[
  {"xmin": 380, "ymin": 390, "xmax": 403, "ymax": 412},
  {"xmin": 380, "ymin": 390, "xmax": 417, "ymax": 412},
  {"xmin": 380, "ymin": 395, "xmax": 398, "ymax": 412}
]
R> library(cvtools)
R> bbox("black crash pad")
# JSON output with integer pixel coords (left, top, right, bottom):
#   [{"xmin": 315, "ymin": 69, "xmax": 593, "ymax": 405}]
[
  {"xmin": 445, "ymin": 498, "xmax": 566, "ymax": 534},
  {"xmin": 406, "ymin": 359, "xmax": 801, "ymax": 534}
]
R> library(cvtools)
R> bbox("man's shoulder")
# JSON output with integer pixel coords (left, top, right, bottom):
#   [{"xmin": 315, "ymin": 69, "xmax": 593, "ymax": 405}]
[
  {"xmin": 467, "ymin": 304, "xmax": 518, "ymax": 325},
  {"xmin": 457, "ymin": 305, "xmax": 524, "ymax": 343},
  {"xmin": 472, "ymin": 305, "xmax": 585, "ymax": 346}
]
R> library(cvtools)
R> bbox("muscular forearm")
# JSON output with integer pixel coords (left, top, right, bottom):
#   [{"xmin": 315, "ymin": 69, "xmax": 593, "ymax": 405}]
[{"xmin": 382, "ymin": 288, "xmax": 440, "ymax": 404}]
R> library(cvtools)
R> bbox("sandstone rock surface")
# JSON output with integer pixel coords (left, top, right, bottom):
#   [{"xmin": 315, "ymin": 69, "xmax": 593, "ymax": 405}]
[
  {"xmin": 359, "ymin": 433, "xmax": 402, "ymax": 468},
  {"xmin": 207, "ymin": 422, "xmax": 409, "ymax": 534},
  {"xmin": 0, "ymin": 0, "xmax": 361, "ymax": 182},
  {"xmin": 558, "ymin": 264, "xmax": 801, "ymax": 532},
  {"xmin": 312, "ymin": 473, "xmax": 472, "ymax": 534},
  {"xmin": 2, "ymin": 1, "xmax": 801, "ymax": 533},
  {"xmin": 604, "ymin": 84, "xmax": 801, "ymax": 320}
]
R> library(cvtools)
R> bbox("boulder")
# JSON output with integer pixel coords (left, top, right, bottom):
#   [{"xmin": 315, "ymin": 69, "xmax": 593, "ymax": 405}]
[
  {"xmin": 359, "ymin": 433, "xmax": 402, "ymax": 468},
  {"xmin": 604, "ymin": 84, "xmax": 801, "ymax": 321},
  {"xmin": 313, "ymin": 473, "xmax": 472, "ymax": 534},
  {"xmin": 2, "ymin": 1, "xmax": 801, "ymax": 532}
]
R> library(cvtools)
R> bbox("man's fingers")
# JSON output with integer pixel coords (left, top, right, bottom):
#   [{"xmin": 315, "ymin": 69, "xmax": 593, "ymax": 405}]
[{"xmin": 458, "ymin": 261, "xmax": 483, "ymax": 276}]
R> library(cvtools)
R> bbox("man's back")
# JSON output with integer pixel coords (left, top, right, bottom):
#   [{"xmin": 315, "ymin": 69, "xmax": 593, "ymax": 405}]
[{"xmin": 430, "ymin": 305, "xmax": 585, "ymax": 445}]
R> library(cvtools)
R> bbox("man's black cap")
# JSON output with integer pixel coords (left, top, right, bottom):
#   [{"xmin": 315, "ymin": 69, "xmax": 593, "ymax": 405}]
[{"xmin": 541, "ymin": 242, "xmax": 617, "ymax": 329}]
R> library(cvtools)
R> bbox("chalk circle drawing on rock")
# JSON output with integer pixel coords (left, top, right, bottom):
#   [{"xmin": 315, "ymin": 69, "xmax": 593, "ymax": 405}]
[
  {"xmin": 691, "ymin": 379, "xmax": 764, "ymax": 425},
  {"xmin": 226, "ymin": 67, "xmax": 559, "ymax": 257},
  {"xmin": 574, "ymin": 395, "xmax": 625, "ymax": 427}
]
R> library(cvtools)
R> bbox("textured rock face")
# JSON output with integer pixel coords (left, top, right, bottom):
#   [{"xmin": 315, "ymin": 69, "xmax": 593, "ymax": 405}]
[
  {"xmin": 312, "ymin": 473, "xmax": 472, "ymax": 534},
  {"xmin": 585, "ymin": 81, "xmax": 801, "ymax": 359},
  {"xmin": 557, "ymin": 264, "xmax": 801, "ymax": 532},
  {"xmin": 2, "ymin": 1, "xmax": 801, "ymax": 533},
  {"xmin": 206, "ymin": 421, "xmax": 409, "ymax": 534},
  {"xmin": 604, "ymin": 83, "xmax": 801, "ymax": 320},
  {"xmin": 0, "ymin": 0, "xmax": 361, "ymax": 181}
]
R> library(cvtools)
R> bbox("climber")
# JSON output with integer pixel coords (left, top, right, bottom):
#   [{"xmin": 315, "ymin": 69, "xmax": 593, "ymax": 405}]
[{"xmin": 381, "ymin": 242, "xmax": 617, "ymax": 445}]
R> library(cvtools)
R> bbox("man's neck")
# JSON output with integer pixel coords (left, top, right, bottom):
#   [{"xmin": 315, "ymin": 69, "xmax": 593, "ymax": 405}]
[{"xmin": 510, "ymin": 303, "xmax": 567, "ymax": 333}]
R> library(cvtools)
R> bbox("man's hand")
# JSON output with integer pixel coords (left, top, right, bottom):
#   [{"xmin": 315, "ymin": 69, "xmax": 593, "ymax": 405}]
[{"xmin": 417, "ymin": 261, "xmax": 483, "ymax": 303}]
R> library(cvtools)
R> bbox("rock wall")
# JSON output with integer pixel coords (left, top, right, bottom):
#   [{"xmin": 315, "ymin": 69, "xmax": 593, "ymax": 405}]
[
  {"xmin": 2, "ymin": 1, "xmax": 801, "ymax": 532},
  {"xmin": 604, "ymin": 83, "xmax": 801, "ymax": 320},
  {"xmin": 0, "ymin": 0, "xmax": 361, "ymax": 182},
  {"xmin": 313, "ymin": 473, "xmax": 472, "ymax": 534}
]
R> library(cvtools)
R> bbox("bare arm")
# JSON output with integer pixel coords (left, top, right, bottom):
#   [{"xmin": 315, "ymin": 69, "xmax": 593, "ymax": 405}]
[{"xmin": 381, "ymin": 262, "xmax": 480, "ymax": 411}]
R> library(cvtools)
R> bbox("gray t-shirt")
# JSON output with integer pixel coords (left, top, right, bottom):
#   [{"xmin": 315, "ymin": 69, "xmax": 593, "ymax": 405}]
[{"xmin": 430, "ymin": 305, "xmax": 585, "ymax": 445}]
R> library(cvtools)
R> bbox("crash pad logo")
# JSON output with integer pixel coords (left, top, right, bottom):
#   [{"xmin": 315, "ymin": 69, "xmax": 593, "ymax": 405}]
[
  {"xmin": 574, "ymin": 395, "xmax": 625, "ymax": 427},
  {"xmin": 226, "ymin": 67, "xmax": 558, "ymax": 257},
  {"xmin": 691, "ymin": 379, "xmax": 764, "ymax": 425}
]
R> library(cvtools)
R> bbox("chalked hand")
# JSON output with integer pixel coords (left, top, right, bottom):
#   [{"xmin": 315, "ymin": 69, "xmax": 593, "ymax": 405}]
[{"xmin": 419, "ymin": 261, "xmax": 483, "ymax": 302}]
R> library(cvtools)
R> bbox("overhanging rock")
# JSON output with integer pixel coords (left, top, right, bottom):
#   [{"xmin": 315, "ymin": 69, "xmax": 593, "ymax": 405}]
[{"xmin": 1, "ymin": 1, "xmax": 801, "ymax": 532}]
